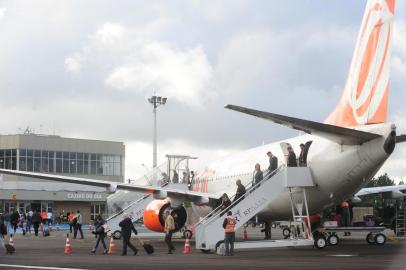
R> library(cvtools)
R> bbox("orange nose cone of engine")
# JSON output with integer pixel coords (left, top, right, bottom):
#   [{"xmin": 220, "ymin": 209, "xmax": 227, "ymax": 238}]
[{"xmin": 143, "ymin": 199, "xmax": 170, "ymax": 232}]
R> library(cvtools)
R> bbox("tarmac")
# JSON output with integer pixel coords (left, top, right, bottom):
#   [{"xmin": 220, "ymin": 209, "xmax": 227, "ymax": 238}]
[{"xmin": 0, "ymin": 226, "xmax": 405, "ymax": 270}]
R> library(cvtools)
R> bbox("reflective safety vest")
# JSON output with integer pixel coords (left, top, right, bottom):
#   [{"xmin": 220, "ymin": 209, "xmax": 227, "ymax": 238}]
[{"xmin": 224, "ymin": 216, "xmax": 236, "ymax": 233}]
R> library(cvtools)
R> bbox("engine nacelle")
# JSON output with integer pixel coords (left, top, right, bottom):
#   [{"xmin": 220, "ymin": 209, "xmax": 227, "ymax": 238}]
[{"xmin": 143, "ymin": 199, "xmax": 187, "ymax": 232}]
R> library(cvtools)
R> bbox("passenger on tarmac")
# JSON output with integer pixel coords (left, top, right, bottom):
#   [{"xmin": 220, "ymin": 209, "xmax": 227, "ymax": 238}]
[
  {"xmin": 10, "ymin": 211, "xmax": 20, "ymax": 234},
  {"xmin": 299, "ymin": 144, "xmax": 307, "ymax": 167},
  {"xmin": 223, "ymin": 211, "xmax": 236, "ymax": 256},
  {"xmin": 41, "ymin": 210, "xmax": 47, "ymax": 224},
  {"xmin": 26, "ymin": 210, "xmax": 33, "ymax": 234},
  {"xmin": 233, "ymin": 180, "xmax": 246, "ymax": 203},
  {"xmin": 91, "ymin": 215, "xmax": 108, "ymax": 254},
  {"xmin": 31, "ymin": 210, "xmax": 42, "ymax": 236},
  {"xmin": 287, "ymin": 146, "xmax": 298, "ymax": 167},
  {"xmin": 164, "ymin": 211, "xmax": 177, "ymax": 254},
  {"xmin": 253, "ymin": 163, "xmax": 264, "ymax": 186},
  {"xmin": 119, "ymin": 213, "xmax": 138, "ymax": 256},
  {"xmin": 267, "ymin": 151, "xmax": 278, "ymax": 172},
  {"xmin": 341, "ymin": 200, "xmax": 351, "ymax": 236},
  {"xmin": 73, "ymin": 210, "xmax": 84, "ymax": 239},
  {"xmin": 261, "ymin": 221, "xmax": 271, "ymax": 240},
  {"xmin": 3, "ymin": 211, "xmax": 10, "ymax": 234},
  {"xmin": 46, "ymin": 211, "xmax": 53, "ymax": 225},
  {"xmin": 0, "ymin": 214, "xmax": 7, "ymax": 249}
]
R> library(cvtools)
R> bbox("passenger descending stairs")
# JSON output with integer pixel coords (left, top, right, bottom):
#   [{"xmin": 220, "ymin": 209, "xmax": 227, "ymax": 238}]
[
  {"xmin": 395, "ymin": 199, "xmax": 406, "ymax": 238},
  {"xmin": 195, "ymin": 166, "xmax": 315, "ymax": 251}
]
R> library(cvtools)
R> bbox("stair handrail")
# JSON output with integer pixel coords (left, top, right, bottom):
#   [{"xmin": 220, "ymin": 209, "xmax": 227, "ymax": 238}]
[
  {"xmin": 195, "ymin": 165, "xmax": 285, "ymax": 228},
  {"xmin": 106, "ymin": 182, "xmax": 169, "ymax": 222}
]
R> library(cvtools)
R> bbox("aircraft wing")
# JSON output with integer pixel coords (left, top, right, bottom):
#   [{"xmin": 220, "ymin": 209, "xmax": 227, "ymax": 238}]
[
  {"xmin": 355, "ymin": 185, "xmax": 406, "ymax": 197},
  {"xmin": 0, "ymin": 169, "xmax": 220, "ymax": 205},
  {"xmin": 225, "ymin": 104, "xmax": 381, "ymax": 145}
]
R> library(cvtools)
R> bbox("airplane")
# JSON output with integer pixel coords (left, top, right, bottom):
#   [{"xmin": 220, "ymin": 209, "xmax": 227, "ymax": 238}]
[{"xmin": 0, "ymin": 0, "xmax": 404, "ymax": 235}]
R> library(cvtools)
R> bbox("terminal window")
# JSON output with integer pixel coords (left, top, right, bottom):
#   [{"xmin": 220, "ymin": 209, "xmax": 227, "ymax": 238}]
[
  {"xmin": 0, "ymin": 149, "xmax": 17, "ymax": 170},
  {"xmin": 18, "ymin": 149, "xmax": 122, "ymax": 176}
]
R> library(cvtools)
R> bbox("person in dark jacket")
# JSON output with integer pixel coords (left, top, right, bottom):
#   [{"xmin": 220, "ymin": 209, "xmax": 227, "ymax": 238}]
[
  {"xmin": 32, "ymin": 210, "xmax": 42, "ymax": 236},
  {"xmin": 233, "ymin": 180, "xmax": 246, "ymax": 203},
  {"xmin": 0, "ymin": 214, "xmax": 7, "ymax": 249},
  {"xmin": 287, "ymin": 146, "xmax": 298, "ymax": 167},
  {"xmin": 267, "ymin": 151, "xmax": 278, "ymax": 172},
  {"xmin": 220, "ymin": 193, "xmax": 232, "ymax": 211},
  {"xmin": 119, "ymin": 213, "xmax": 138, "ymax": 256},
  {"xmin": 298, "ymin": 144, "xmax": 307, "ymax": 166},
  {"xmin": 253, "ymin": 163, "xmax": 264, "ymax": 185},
  {"xmin": 10, "ymin": 211, "xmax": 20, "ymax": 233},
  {"xmin": 91, "ymin": 215, "xmax": 108, "ymax": 254}
]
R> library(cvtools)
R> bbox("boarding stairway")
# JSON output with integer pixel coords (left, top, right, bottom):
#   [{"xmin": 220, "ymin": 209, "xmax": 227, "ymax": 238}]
[
  {"xmin": 106, "ymin": 193, "xmax": 155, "ymax": 238},
  {"xmin": 195, "ymin": 166, "xmax": 315, "ymax": 251},
  {"xmin": 395, "ymin": 199, "xmax": 406, "ymax": 237}
]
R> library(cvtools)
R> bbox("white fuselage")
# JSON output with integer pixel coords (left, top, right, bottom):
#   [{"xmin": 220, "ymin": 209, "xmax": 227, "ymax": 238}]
[{"xmin": 191, "ymin": 123, "xmax": 394, "ymax": 220}]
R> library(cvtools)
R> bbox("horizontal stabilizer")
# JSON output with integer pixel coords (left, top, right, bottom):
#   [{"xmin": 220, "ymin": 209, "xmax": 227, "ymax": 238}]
[{"xmin": 225, "ymin": 104, "xmax": 382, "ymax": 145}]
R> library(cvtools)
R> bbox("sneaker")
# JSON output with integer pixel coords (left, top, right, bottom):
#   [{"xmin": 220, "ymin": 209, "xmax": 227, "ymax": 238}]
[{"xmin": 91, "ymin": 248, "xmax": 96, "ymax": 254}]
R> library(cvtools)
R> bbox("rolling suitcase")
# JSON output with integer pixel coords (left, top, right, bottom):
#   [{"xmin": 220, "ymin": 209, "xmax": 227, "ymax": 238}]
[
  {"xmin": 43, "ymin": 228, "xmax": 50, "ymax": 237},
  {"xmin": 136, "ymin": 236, "xmax": 154, "ymax": 255}
]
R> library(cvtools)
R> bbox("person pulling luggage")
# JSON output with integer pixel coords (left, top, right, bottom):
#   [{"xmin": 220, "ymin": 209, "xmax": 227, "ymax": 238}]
[{"xmin": 119, "ymin": 213, "xmax": 138, "ymax": 256}]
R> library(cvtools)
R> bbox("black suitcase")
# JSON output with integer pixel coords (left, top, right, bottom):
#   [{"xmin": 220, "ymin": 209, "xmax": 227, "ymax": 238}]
[
  {"xmin": 5, "ymin": 244, "xmax": 15, "ymax": 254},
  {"xmin": 136, "ymin": 236, "xmax": 154, "ymax": 255},
  {"xmin": 143, "ymin": 243, "xmax": 154, "ymax": 255}
]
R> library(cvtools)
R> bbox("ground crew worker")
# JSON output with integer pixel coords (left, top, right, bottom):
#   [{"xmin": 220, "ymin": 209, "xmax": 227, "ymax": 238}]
[
  {"xmin": 222, "ymin": 211, "xmax": 236, "ymax": 256},
  {"xmin": 164, "ymin": 211, "xmax": 176, "ymax": 254},
  {"xmin": 341, "ymin": 200, "xmax": 351, "ymax": 236}
]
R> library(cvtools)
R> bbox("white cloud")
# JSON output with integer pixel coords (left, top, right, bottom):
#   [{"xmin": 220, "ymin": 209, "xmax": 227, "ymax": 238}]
[
  {"xmin": 0, "ymin": 7, "xmax": 6, "ymax": 19},
  {"xmin": 65, "ymin": 22, "xmax": 214, "ymax": 108}
]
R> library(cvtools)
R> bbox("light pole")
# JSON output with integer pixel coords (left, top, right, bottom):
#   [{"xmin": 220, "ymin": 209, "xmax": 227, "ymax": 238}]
[{"xmin": 148, "ymin": 95, "xmax": 167, "ymax": 168}]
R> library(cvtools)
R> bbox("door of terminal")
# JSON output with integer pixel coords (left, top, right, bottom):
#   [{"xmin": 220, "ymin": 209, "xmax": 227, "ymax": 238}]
[{"xmin": 31, "ymin": 202, "xmax": 41, "ymax": 212}]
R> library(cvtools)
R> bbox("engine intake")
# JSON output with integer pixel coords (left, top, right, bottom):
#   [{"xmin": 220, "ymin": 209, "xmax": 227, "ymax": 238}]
[{"xmin": 143, "ymin": 199, "xmax": 187, "ymax": 232}]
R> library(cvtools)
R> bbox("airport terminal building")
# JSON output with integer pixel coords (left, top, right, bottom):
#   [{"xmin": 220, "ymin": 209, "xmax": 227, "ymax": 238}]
[{"xmin": 0, "ymin": 133, "xmax": 125, "ymax": 223}]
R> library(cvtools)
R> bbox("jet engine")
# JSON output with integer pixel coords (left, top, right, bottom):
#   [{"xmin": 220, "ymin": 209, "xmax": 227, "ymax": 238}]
[{"xmin": 143, "ymin": 199, "xmax": 187, "ymax": 232}]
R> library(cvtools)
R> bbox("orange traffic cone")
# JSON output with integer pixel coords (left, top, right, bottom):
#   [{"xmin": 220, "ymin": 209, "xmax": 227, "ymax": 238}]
[
  {"xmin": 183, "ymin": 238, "xmax": 192, "ymax": 254},
  {"xmin": 9, "ymin": 234, "xmax": 14, "ymax": 246},
  {"xmin": 108, "ymin": 237, "xmax": 116, "ymax": 254},
  {"xmin": 65, "ymin": 234, "xmax": 72, "ymax": 255},
  {"xmin": 243, "ymin": 228, "xmax": 248, "ymax": 240},
  {"xmin": 56, "ymin": 223, "xmax": 60, "ymax": 231}
]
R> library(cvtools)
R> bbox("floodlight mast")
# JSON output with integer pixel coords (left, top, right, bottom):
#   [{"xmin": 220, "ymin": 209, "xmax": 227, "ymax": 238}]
[{"xmin": 148, "ymin": 95, "xmax": 167, "ymax": 168}]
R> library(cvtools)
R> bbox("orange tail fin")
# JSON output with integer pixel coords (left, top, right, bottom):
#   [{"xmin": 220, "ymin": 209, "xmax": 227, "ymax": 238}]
[{"xmin": 325, "ymin": 0, "xmax": 395, "ymax": 127}]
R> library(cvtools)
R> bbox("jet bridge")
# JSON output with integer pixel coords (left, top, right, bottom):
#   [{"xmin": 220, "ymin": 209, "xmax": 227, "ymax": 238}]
[{"xmin": 195, "ymin": 166, "xmax": 318, "ymax": 252}]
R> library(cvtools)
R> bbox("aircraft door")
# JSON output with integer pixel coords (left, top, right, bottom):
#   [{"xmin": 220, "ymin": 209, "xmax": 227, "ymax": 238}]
[{"xmin": 280, "ymin": 142, "xmax": 292, "ymax": 165}]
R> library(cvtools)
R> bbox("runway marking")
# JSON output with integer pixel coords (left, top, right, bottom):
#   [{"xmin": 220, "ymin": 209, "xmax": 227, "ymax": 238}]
[
  {"xmin": 326, "ymin": 254, "xmax": 357, "ymax": 257},
  {"xmin": 0, "ymin": 264, "xmax": 89, "ymax": 270}
]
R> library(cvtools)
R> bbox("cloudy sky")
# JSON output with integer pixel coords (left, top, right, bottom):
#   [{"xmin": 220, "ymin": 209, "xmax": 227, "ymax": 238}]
[{"xmin": 0, "ymin": 0, "xmax": 405, "ymax": 182}]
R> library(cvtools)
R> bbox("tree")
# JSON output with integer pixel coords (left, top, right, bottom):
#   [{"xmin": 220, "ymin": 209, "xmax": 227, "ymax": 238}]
[
  {"xmin": 360, "ymin": 173, "xmax": 395, "ymax": 211},
  {"xmin": 366, "ymin": 173, "xmax": 395, "ymax": 188}
]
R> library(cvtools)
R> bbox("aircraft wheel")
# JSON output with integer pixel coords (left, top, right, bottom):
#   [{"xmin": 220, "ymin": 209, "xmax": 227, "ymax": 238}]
[
  {"xmin": 366, "ymin": 233, "xmax": 375, "ymax": 245},
  {"xmin": 374, "ymin": 233, "xmax": 386, "ymax": 245},
  {"xmin": 282, "ymin": 228, "xmax": 291, "ymax": 239},
  {"xmin": 314, "ymin": 236, "xmax": 327, "ymax": 249},
  {"xmin": 215, "ymin": 240, "xmax": 225, "ymax": 255},
  {"xmin": 112, "ymin": 230, "xmax": 122, "ymax": 240},
  {"xmin": 183, "ymin": 229, "xmax": 193, "ymax": 239},
  {"xmin": 327, "ymin": 234, "xmax": 339, "ymax": 246}
]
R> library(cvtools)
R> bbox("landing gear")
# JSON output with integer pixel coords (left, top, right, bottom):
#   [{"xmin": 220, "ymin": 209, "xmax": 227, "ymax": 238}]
[
  {"xmin": 112, "ymin": 230, "xmax": 122, "ymax": 240},
  {"xmin": 314, "ymin": 236, "xmax": 327, "ymax": 249},
  {"xmin": 366, "ymin": 233, "xmax": 375, "ymax": 244},
  {"xmin": 282, "ymin": 228, "xmax": 291, "ymax": 239},
  {"xmin": 327, "ymin": 234, "xmax": 339, "ymax": 246},
  {"xmin": 374, "ymin": 233, "xmax": 386, "ymax": 245}
]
